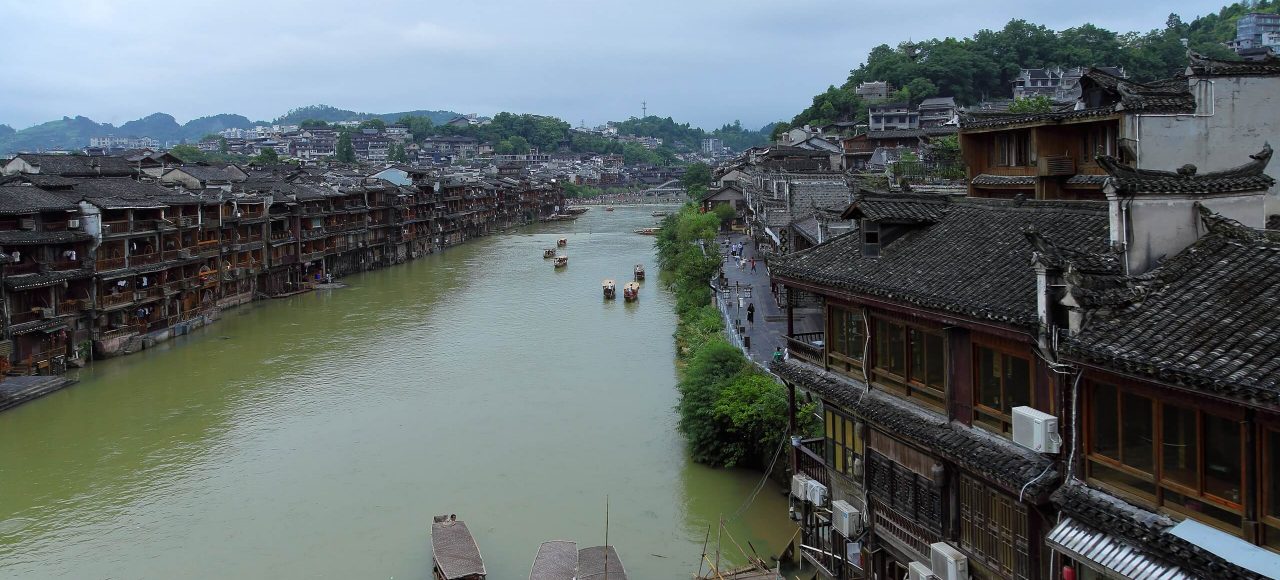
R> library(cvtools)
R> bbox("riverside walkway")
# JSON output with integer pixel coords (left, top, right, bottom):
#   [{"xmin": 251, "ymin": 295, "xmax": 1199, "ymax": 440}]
[{"xmin": 711, "ymin": 232, "xmax": 789, "ymax": 369}]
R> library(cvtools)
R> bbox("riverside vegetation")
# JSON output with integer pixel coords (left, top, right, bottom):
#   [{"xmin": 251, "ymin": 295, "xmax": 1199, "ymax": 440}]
[{"xmin": 656, "ymin": 204, "xmax": 816, "ymax": 469}]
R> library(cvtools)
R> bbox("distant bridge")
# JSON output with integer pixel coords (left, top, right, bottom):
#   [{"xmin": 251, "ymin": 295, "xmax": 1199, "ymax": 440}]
[{"xmin": 642, "ymin": 179, "xmax": 685, "ymax": 195}]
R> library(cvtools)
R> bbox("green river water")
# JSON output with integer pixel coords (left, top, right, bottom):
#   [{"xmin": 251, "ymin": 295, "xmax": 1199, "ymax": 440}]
[{"xmin": 0, "ymin": 205, "xmax": 795, "ymax": 579}]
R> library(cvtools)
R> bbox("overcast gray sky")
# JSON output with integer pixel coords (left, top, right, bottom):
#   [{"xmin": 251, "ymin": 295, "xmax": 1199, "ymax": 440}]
[{"xmin": 0, "ymin": 0, "xmax": 1228, "ymax": 131}]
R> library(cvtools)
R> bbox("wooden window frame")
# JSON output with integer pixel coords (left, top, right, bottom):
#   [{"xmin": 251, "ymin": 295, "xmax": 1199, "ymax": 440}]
[
  {"xmin": 826, "ymin": 305, "xmax": 865, "ymax": 376},
  {"xmin": 994, "ymin": 131, "xmax": 1031, "ymax": 167},
  {"xmin": 972, "ymin": 341, "xmax": 1037, "ymax": 435},
  {"xmin": 958, "ymin": 474, "xmax": 1031, "ymax": 579},
  {"xmin": 825, "ymin": 406, "xmax": 863, "ymax": 480},
  {"xmin": 871, "ymin": 316, "xmax": 945, "ymax": 411},
  {"xmin": 1084, "ymin": 379, "xmax": 1249, "ymax": 536},
  {"xmin": 1261, "ymin": 425, "xmax": 1280, "ymax": 552}
]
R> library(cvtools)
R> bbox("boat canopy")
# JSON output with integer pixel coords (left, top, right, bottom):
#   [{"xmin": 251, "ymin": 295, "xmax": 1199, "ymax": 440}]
[
  {"xmin": 529, "ymin": 540, "xmax": 578, "ymax": 580},
  {"xmin": 432, "ymin": 517, "xmax": 486, "ymax": 580}
]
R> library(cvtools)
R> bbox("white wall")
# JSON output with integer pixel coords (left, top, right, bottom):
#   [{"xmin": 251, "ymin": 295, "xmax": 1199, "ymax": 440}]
[
  {"xmin": 1130, "ymin": 76, "xmax": 1280, "ymax": 219},
  {"xmin": 1111, "ymin": 190, "xmax": 1266, "ymax": 274}
]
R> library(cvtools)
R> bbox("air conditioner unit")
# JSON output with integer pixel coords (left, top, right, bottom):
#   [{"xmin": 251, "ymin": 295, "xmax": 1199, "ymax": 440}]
[
  {"xmin": 907, "ymin": 561, "xmax": 933, "ymax": 580},
  {"xmin": 831, "ymin": 500, "xmax": 862, "ymax": 538},
  {"xmin": 791, "ymin": 474, "xmax": 812, "ymax": 500},
  {"xmin": 1012, "ymin": 406, "xmax": 1061, "ymax": 453},
  {"xmin": 68, "ymin": 219, "xmax": 81, "ymax": 229},
  {"xmin": 805, "ymin": 479, "xmax": 828, "ymax": 506},
  {"xmin": 930, "ymin": 542, "xmax": 969, "ymax": 580},
  {"xmin": 19, "ymin": 218, "xmax": 35, "ymax": 230}
]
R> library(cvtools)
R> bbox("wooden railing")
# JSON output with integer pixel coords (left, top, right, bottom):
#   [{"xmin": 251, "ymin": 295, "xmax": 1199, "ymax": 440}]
[
  {"xmin": 96, "ymin": 257, "xmax": 126, "ymax": 271},
  {"xmin": 129, "ymin": 252, "xmax": 160, "ymax": 266},
  {"xmin": 786, "ymin": 332, "xmax": 825, "ymax": 365},
  {"xmin": 98, "ymin": 292, "xmax": 134, "ymax": 309},
  {"xmin": 99, "ymin": 324, "xmax": 142, "ymax": 340},
  {"xmin": 796, "ymin": 437, "xmax": 831, "ymax": 490}
]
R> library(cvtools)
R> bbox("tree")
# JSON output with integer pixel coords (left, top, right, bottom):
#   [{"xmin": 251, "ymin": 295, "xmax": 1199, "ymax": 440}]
[
  {"xmin": 396, "ymin": 115, "xmax": 434, "ymax": 140},
  {"xmin": 682, "ymin": 162, "xmax": 712, "ymax": 194},
  {"xmin": 336, "ymin": 133, "xmax": 356, "ymax": 163},
  {"xmin": 300, "ymin": 119, "xmax": 329, "ymax": 129},
  {"xmin": 253, "ymin": 147, "xmax": 280, "ymax": 164},
  {"xmin": 168, "ymin": 144, "xmax": 203, "ymax": 163},
  {"xmin": 1008, "ymin": 95, "xmax": 1054, "ymax": 113},
  {"xmin": 388, "ymin": 142, "xmax": 409, "ymax": 163},
  {"xmin": 218, "ymin": 137, "xmax": 228, "ymax": 154},
  {"xmin": 358, "ymin": 118, "xmax": 386, "ymax": 132}
]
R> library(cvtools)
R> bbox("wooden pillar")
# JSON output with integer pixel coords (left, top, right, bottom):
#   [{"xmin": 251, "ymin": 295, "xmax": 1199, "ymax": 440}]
[{"xmin": 786, "ymin": 285, "xmax": 794, "ymax": 337}]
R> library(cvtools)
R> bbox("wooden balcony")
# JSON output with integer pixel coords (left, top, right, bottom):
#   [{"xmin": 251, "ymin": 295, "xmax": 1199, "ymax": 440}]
[
  {"xmin": 786, "ymin": 331, "xmax": 825, "ymax": 365},
  {"xmin": 96, "ymin": 256, "xmax": 127, "ymax": 271},
  {"xmin": 58, "ymin": 298, "xmax": 86, "ymax": 314},
  {"xmin": 97, "ymin": 292, "xmax": 135, "ymax": 309},
  {"xmin": 99, "ymin": 324, "xmax": 142, "ymax": 340},
  {"xmin": 129, "ymin": 252, "xmax": 161, "ymax": 266},
  {"xmin": 795, "ymin": 437, "xmax": 831, "ymax": 491}
]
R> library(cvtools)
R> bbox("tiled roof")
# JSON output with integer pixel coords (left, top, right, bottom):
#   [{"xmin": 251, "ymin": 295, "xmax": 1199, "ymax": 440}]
[
  {"xmin": 0, "ymin": 230, "xmax": 92, "ymax": 245},
  {"xmin": 0, "ymin": 186, "xmax": 82, "ymax": 215},
  {"xmin": 1079, "ymin": 69, "xmax": 1195, "ymax": 114},
  {"xmin": 961, "ymin": 107, "xmax": 1117, "ymax": 130},
  {"xmin": 1062, "ymin": 208, "xmax": 1280, "ymax": 408},
  {"xmin": 11, "ymin": 154, "xmax": 134, "ymax": 177},
  {"xmin": 1053, "ymin": 483, "xmax": 1266, "ymax": 580},
  {"xmin": 842, "ymin": 193, "xmax": 947, "ymax": 224},
  {"xmin": 1188, "ymin": 50, "xmax": 1280, "ymax": 77},
  {"xmin": 772, "ymin": 197, "xmax": 1111, "ymax": 328},
  {"xmin": 971, "ymin": 174, "xmax": 1036, "ymax": 186},
  {"xmin": 1064, "ymin": 174, "xmax": 1108, "ymax": 186},
  {"xmin": 4, "ymin": 268, "xmax": 93, "ymax": 291},
  {"xmin": 1098, "ymin": 144, "xmax": 1275, "ymax": 195},
  {"xmin": 772, "ymin": 359, "xmax": 1059, "ymax": 500},
  {"xmin": 866, "ymin": 127, "xmax": 957, "ymax": 140}
]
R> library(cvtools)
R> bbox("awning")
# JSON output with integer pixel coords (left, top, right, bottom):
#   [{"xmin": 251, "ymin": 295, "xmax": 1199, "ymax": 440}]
[
  {"xmin": 1168, "ymin": 519, "xmax": 1280, "ymax": 579},
  {"xmin": 1046, "ymin": 517, "xmax": 1192, "ymax": 580}
]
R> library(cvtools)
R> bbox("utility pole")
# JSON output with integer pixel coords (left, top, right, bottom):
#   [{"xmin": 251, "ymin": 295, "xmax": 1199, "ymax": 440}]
[{"xmin": 642, "ymin": 101, "xmax": 647, "ymax": 118}]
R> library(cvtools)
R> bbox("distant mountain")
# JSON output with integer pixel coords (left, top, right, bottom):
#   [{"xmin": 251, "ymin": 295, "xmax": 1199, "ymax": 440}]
[
  {"xmin": 0, "ymin": 105, "xmax": 462, "ymax": 155},
  {"xmin": 273, "ymin": 104, "xmax": 459, "ymax": 126}
]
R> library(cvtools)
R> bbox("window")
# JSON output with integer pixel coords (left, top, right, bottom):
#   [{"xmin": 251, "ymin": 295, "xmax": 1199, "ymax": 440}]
[
  {"xmin": 959, "ymin": 474, "xmax": 1031, "ymax": 579},
  {"xmin": 1084, "ymin": 124, "xmax": 1116, "ymax": 159},
  {"xmin": 1086, "ymin": 382, "xmax": 1247, "ymax": 534},
  {"xmin": 973, "ymin": 346, "xmax": 1033, "ymax": 434},
  {"xmin": 862, "ymin": 221, "xmax": 880, "ymax": 257},
  {"xmin": 994, "ymin": 132, "xmax": 1030, "ymax": 167},
  {"xmin": 825, "ymin": 407, "xmax": 863, "ymax": 479},
  {"xmin": 828, "ymin": 306, "xmax": 864, "ymax": 362},
  {"xmin": 873, "ymin": 318, "xmax": 944, "ymax": 410}
]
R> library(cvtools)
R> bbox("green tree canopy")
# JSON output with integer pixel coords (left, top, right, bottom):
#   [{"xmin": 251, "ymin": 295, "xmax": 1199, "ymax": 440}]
[
  {"xmin": 253, "ymin": 147, "xmax": 280, "ymax": 164},
  {"xmin": 682, "ymin": 162, "xmax": 712, "ymax": 194},
  {"xmin": 336, "ymin": 133, "xmax": 355, "ymax": 163},
  {"xmin": 168, "ymin": 144, "xmax": 203, "ymax": 164},
  {"xmin": 1008, "ymin": 95, "xmax": 1055, "ymax": 113}
]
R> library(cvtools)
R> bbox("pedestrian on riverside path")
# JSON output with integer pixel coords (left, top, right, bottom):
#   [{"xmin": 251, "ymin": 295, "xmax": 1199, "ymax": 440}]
[
  {"xmin": 750, "ymin": 258, "xmax": 756, "ymax": 272},
  {"xmin": 747, "ymin": 302, "xmax": 755, "ymax": 324}
]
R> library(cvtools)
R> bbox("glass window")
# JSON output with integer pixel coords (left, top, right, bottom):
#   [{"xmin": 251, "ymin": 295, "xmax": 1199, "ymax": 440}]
[
  {"xmin": 830, "ymin": 307, "xmax": 863, "ymax": 361},
  {"xmin": 1203, "ymin": 414, "xmax": 1242, "ymax": 504},
  {"xmin": 875, "ymin": 319, "xmax": 905, "ymax": 376},
  {"xmin": 1090, "ymin": 382, "xmax": 1119, "ymax": 459},
  {"xmin": 925, "ymin": 333, "xmax": 945, "ymax": 387},
  {"xmin": 1161, "ymin": 403, "xmax": 1198, "ymax": 488},
  {"xmin": 825, "ymin": 408, "xmax": 861, "ymax": 479},
  {"xmin": 975, "ymin": 346, "xmax": 1035, "ymax": 433},
  {"xmin": 1120, "ymin": 392, "xmax": 1154, "ymax": 473}
]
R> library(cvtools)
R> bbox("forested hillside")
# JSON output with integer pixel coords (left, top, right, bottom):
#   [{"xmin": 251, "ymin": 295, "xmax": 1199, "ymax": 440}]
[{"xmin": 777, "ymin": 0, "xmax": 1279, "ymax": 135}]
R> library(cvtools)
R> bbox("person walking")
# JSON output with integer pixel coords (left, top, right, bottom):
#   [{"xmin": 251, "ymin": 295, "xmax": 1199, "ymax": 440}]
[
  {"xmin": 750, "ymin": 257, "xmax": 756, "ymax": 272},
  {"xmin": 747, "ymin": 302, "xmax": 755, "ymax": 324}
]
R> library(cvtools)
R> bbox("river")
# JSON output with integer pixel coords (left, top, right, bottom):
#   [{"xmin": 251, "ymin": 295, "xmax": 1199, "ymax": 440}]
[{"xmin": 0, "ymin": 205, "xmax": 795, "ymax": 579}]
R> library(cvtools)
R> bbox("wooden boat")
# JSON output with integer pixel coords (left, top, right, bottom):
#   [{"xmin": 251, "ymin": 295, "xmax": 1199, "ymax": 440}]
[
  {"xmin": 578, "ymin": 545, "xmax": 627, "ymax": 580},
  {"xmin": 623, "ymin": 282, "xmax": 639, "ymax": 302},
  {"xmin": 557, "ymin": 237, "xmax": 568, "ymax": 247},
  {"xmin": 605, "ymin": 206, "xmax": 615, "ymax": 212},
  {"xmin": 543, "ymin": 248, "xmax": 557, "ymax": 258},
  {"xmin": 564, "ymin": 207, "xmax": 589, "ymax": 215},
  {"xmin": 633, "ymin": 264, "xmax": 645, "ymax": 281},
  {"xmin": 633, "ymin": 228, "xmax": 658, "ymax": 235},
  {"xmin": 432, "ymin": 515, "xmax": 486, "ymax": 580},
  {"xmin": 651, "ymin": 210, "xmax": 668, "ymax": 217},
  {"xmin": 603, "ymin": 279, "xmax": 616, "ymax": 299},
  {"xmin": 529, "ymin": 540, "xmax": 577, "ymax": 580},
  {"xmin": 554, "ymin": 255, "xmax": 568, "ymax": 268}
]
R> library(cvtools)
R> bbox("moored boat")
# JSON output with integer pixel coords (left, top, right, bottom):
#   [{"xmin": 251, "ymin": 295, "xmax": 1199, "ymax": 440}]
[
  {"xmin": 529, "ymin": 540, "xmax": 578, "ymax": 580},
  {"xmin": 578, "ymin": 545, "xmax": 627, "ymax": 580},
  {"xmin": 633, "ymin": 264, "xmax": 645, "ymax": 281},
  {"xmin": 564, "ymin": 207, "xmax": 589, "ymax": 215},
  {"xmin": 650, "ymin": 210, "xmax": 668, "ymax": 217},
  {"xmin": 431, "ymin": 515, "xmax": 486, "ymax": 580},
  {"xmin": 602, "ymin": 279, "xmax": 616, "ymax": 299},
  {"xmin": 605, "ymin": 206, "xmax": 615, "ymax": 212},
  {"xmin": 633, "ymin": 228, "xmax": 658, "ymax": 235},
  {"xmin": 557, "ymin": 237, "xmax": 568, "ymax": 247},
  {"xmin": 554, "ymin": 255, "xmax": 568, "ymax": 268},
  {"xmin": 543, "ymin": 248, "xmax": 557, "ymax": 258},
  {"xmin": 623, "ymin": 282, "xmax": 639, "ymax": 301}
]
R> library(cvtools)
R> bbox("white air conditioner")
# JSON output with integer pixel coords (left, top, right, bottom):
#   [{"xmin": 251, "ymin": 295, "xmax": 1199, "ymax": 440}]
[
  {"xmin": 831, "ymin": 500, "xmax": 862, "ymax": 538},
  {"xmin": 930, "ymin": 542, "xmax": 968, "ymax": 580},
  {"xmin": 1012, "ymin": 406, "xmax": 1061, "ymax": 453},
  {"xmin": 791, "ymin": 474, "xmax": 812, "ymax": 501},
  {"xmin": 68, "ymin": 219, "xmax": 80, "ymax": 229},
  {"xmin": 907, "ymin": 561, "xmax": 933, "ymax": 580},
  {"xmin": 805, "ymin": 479, "xmax": 828, "ymax": 506}
]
